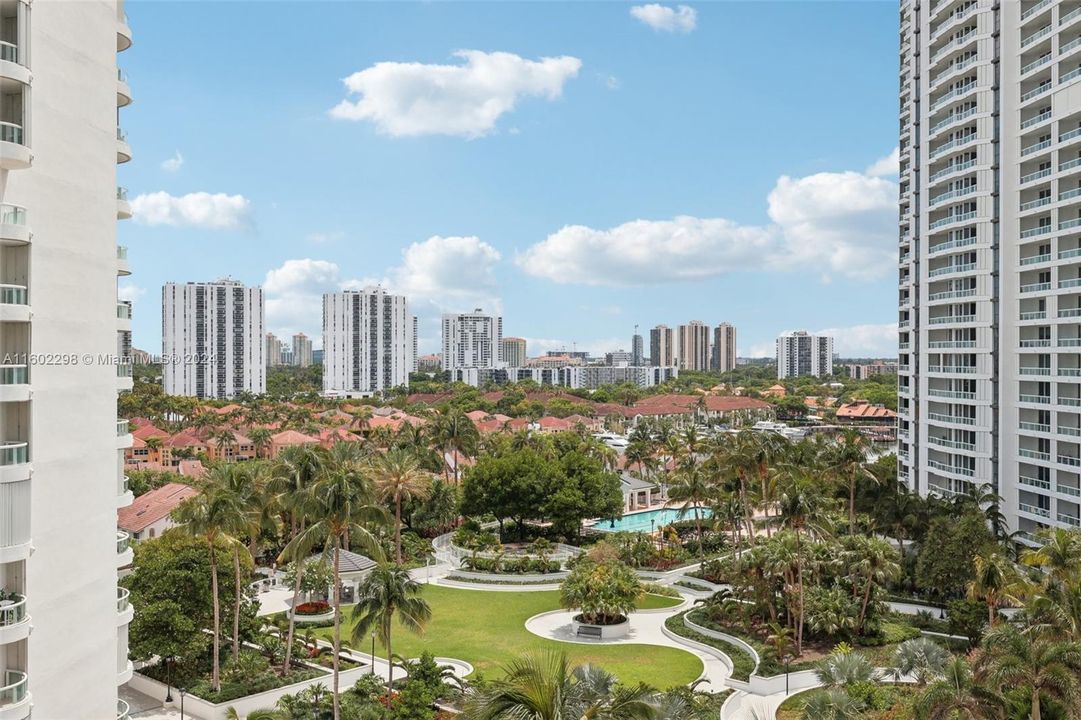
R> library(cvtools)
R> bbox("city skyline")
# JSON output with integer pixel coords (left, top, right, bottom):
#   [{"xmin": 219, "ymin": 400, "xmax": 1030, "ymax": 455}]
[{"xmin": 115, "ymin": 1, "xmax": 898, "ymax": 359}]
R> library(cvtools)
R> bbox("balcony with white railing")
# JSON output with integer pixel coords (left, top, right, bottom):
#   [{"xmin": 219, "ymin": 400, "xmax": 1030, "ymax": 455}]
[
  {"xmin": 117, "ymin": 68, "xmax": 131, "ymax": 108},
  {"xmin": 1059, "ymin": 482, "xmax": 1081, "ymax": 497},
  {"xmin": 1020, "ymin": 421, "xmax": 1052, "ymax": 433},
  {"xmin": 0, "ymin": 593, "xmax": 29, "ymax": 645},
  {"xmin": 116, "ymin": 127, "xmax": 131, "ymax": 164},
  {"xmin": 930, "ymin": 412, "xmax": 976, "ymax": 425},
  {"xmin": 1020, "ymin": 447, "xmax": 1052, "ymax": 461},
  {"xmin": 1022, "ymin": 166, "xmax": 1053, "ymax": 184},
  {"xmin": 1021, "ymin": 393, "xmax": 1053, "ymax": 404},
  {"xmin": 1063, "ymin": 6, "xmax": 1081, "ymax": 26},
  {"xmin": 1022, "ymin": 137, "xmax": 1053, "ymax": 156},
  {"xmin": 930, "ymin": 185, "xmax": 977, "ymax": 206},
  {"xmin": 1022, "ymin": 24, "xmax": 1053, "ymax": 49},
  {"xmin": 117, "ymin": 187, "xmax": 132, "ymax": 220},
  {"xmin": 1021, "ymin": 251, "xmax": 1052, "ymax": 265},
  {"xmin": 1064, "ymin": 35, "xmax": 1081, "ymax": 57},
  {"xmin": 1020, "ymin": 474, "xmax": 1052, "ymax": 490},
  {"xmin": 1021, "ymin": 281, "xmax": 1052, "ymax": 293},
  {"xmin": 0, "ymin": 669, "xmax": 29, "ymax": 716},
  {"xmin": 929, "ymin": 314, "xmax": 977, "ymax": 325},
  {"xmin": 930, "ymin": 82, "xmax": 977, "ymax": 114},
  {"xmin": 1020, "ymin": 502, "xmax": 1052, "ymax": 518},
  {"xmin": 0, "ymin": 205, "xmax": 27, "ymax": 246},
  {"xmin": 930, "ymin": 211, "xmax": 979, "ymax": 230},
  {"xmin": 928, "ymin": 388, "xmax": 977, "ymax": 399},
  {"xmin": 928, "ymin": 459, "xmax": 976, "ymax": 477},
  {"xmin": 930, "ymin": 158, "xmax": 978, "ymax": 184},
  {"xmin": 0, "ymin": 121, "xmax": 30, "ymax": 171}
]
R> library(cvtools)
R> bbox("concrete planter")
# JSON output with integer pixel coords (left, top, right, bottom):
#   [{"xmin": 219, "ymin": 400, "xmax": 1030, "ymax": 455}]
[
  {"xmin": 571, "ymin": 615, "xmax": 630, "ymax": 639},
  {"xmin": 288, "ymin": 607, "xmax": 337, "ymax": 623}
]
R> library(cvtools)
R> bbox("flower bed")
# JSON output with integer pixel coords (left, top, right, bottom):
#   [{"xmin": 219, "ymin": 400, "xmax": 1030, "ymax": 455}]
[{"xmin": 294, "ymin": 601, "xmax": 331, "ymax": 615}]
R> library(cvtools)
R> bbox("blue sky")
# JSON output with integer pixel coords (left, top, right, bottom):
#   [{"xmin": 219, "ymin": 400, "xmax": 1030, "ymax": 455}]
[{"xmin": 118, "ymin": 1, "xmax": 899, "ymax": 359}]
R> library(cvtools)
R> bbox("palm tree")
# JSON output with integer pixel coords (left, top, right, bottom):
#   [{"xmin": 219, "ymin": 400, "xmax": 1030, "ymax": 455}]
[
  {"xmin": 967, "ymin": 549, "xmax": 1021, "ymax": 628},
  {"xmin": 917, "ymin": 657, "xmax": 1003, "ymax": 720},
  {"xmin": 214, "ymin": 428, "xmax": 237, "ymax": 460},
  {"xmin": 172, "ymin": 486, "xmax": 245, "ymax": 693},
  {"xmin": 668, "ymin": 464, "xmax": 711, "ymax": 555},
  {"xmin": 850, "ymin": 536, "xmax": 901, "ymax": 634},
  {"xmin": 777, "ymin": 472, "xmax": 830, "ymax": 656},
  {"xmin": 816, "ymin": 651, "xmax": 875, "ymax": 688},
  {"xmin": 800, "ymin": 688, "xmax": 864, "ymax": 720},
  {"xmin": 250, "ymin": 427, "xmax": 273, "ymax": 459},
  {"xmin": 980, "ymin": 623, "xmax": 1081, "ymax": 720},
  {"xmin": 349, "ymin": 563, "xmax": 432, "ymax": 703},
  {"xmin": 1023, "ymin": 527, "xmax": 1081, "ymax": 583},
  {"xmin": 891, "ymin": 637, "xmax": 950, "ymax": 686},
  {"xmin": 281, "ymin": 454, "xmax": 387, "ymax": 720},
  {"xmin": 824, "ymin": 429, "xmax": 875, "ymax": 535},
  {"xmin": 463, "ymin": 651, "xmax": 657, "ymax": 720},
  {"xmin": 370, "ymin": 448, "xmax": 433, "ymax": 564},
  {"xmin": 434, "ymin": 408, "xmax": 479, "ymax": 483}
]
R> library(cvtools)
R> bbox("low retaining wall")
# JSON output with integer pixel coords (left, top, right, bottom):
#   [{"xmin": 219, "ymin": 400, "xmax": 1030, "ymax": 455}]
[
  {"xmin": 659, "ymin": 622, "xmax": 733, "ymax": 681},
  {"xmin": 682, "ymin": 613, "xmax": 760, "ymax": 670},
  {"xmin": 449, "ymin": 568, "xmax": 569, "ymax": 583},
  {"xmin": 128, "ymin": 665, "xmax": 372, "ymax": 720},
  {"xmin": 726, "ymin": 668, "xmax": 821, "ymax": 697}
]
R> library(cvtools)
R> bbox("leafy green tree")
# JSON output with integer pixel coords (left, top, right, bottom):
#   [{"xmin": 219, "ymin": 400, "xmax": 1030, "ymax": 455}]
[
  {"xmin": 560, "ymin": 552, "xmax": 642, "ymax": 625},
  {"xmin": 979, "ymin": 623, "xmax": 1081, "ymax": 720},
  {"xmin": 915, "ymin": 511, "xmax": 995, "ymax": 599}
]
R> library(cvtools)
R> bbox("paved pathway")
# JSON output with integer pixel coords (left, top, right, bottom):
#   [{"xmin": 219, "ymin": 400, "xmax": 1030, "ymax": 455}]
[{"xmin": 523, "ymin": 605, "xmax": 731, "ymax": 693}]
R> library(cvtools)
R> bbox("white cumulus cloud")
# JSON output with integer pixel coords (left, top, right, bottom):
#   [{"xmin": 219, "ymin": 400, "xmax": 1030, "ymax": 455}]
[
  {"xmin": 263, "ymin": 236, "xmax": 503, "ymax": 346},
  {"xmin": 329, "ymin": 50, "xmax": 582, "ymax": 138},
  {"xmin": 630, "ymin": 4, "xmax": 698, "ymax": 33},
  {"xmin": 131, "ymin": 191, "xmax": 251, "ymax": 229},
  {"xmin": 865, "ymin": 147, "xmax": 900, "ymax": 178},
  {"xmin": 517, "ymin": 160, "xmax": 898, "ymax": 285},
  {"xmin": 117, "ymin": 284, "xmax": 145, "ymax": 304},
  {"xmin": 160, "ymin": 150, "xmax": 184, "ymax": 172}
]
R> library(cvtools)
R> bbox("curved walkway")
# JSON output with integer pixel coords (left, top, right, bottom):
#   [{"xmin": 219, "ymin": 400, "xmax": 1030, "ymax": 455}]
[{"xmin": 523, "ymin": 604, "xmax": 732, "ymax": 692}]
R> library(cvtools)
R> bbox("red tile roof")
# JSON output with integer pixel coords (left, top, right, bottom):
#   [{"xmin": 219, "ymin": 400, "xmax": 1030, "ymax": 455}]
[
  {"xmin": 836, "ymin": 402, "xmax": 897, "ymax": 419},
  {"xmin": 117, "ymin": 482, "xmax": 198, "ymax": 533},
  {"xmin": 271, "ymin": 429, "xmax": 319, "ymax": 446}
]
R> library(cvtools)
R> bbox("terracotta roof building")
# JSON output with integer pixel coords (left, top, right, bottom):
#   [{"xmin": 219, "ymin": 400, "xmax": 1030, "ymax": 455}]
[{"xmin": 117, "ymin": 483, "xmax": 198, "ymax": 541}]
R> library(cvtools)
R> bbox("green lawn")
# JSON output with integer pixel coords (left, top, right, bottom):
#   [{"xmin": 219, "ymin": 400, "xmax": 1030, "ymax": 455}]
[{"xmin": 314, "ymin": 586, "xmax": 701, "ymax": 689}]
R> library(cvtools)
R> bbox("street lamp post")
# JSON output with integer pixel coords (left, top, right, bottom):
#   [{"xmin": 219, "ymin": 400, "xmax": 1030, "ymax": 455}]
[
  {"xmin": 164, "ymin": 656, "xmax": 173, "ymax": 703},
  {"xmin": 785, "ymin": 658, "xmax": 791, "ymax": 695},
  {"xmin": 179, "ymin": 688, "xmax": 187, "ymax": 720},
  {"xmin": 371, "ymin": 631, "xmax": 376, "ymax": 676}
]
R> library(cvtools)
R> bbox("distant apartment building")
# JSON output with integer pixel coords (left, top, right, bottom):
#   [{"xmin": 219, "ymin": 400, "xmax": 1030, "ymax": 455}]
[
  {"xmin": 527, "ymin": 354, "xmax": 585, "ymax": 368},
  {"xmin": 323, "ymin": 288, "xmax": 413, "ymax": 397},
  {"xmin": 442, "ymin": 308, "xmax": 502, "ymax": 370},
  {"xmin": 266, "ymin": 332, "xmax": 284, "ymax": 366},
  {"xmin": 650, "ymin": 325, "xmax": 675, "ymax": 367},
  {"xmin": 712, "ymin": 323, "xmax": 737, "ymax": 373},
  {"xmin": 846, "ymin": 361, "xmax": 898, "ymax": 380},
  {"xmin": 677, "ymin": 321, "xmax": 711, "ymax": 371},
  {"xmin": 501, "ymin": 337, "xmax": 527, "ymax": 367},
  {"xmin": 162, "ymin": 280, "xmax": 266, "ymax": 398},
  {"xmin": 631, "ymin": 333, "xmax": 645, "ymax": 366},
  {"xmin": 292, "ymin": 332, "xmax": 313, "ymax": 367},
  {"xmin": 776, "ymin": 331, "xmax": 834, "ymax": 379},
  {"xmin": 449, "ymin": 365, "xmax": 677, "ymax": 389},
  {"xmin": 605, "ymin": 349, "xmax": 633, "ymax": 366},
  {"xmin": 417, "ymin": 353, "xmax": 443, "ymax": 373},
  {"xmin": 0, "ymin": 2, "xmax": 140, "ymax": 714}
]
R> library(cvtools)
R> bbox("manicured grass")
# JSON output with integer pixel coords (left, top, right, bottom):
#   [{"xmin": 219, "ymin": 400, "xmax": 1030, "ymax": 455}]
[{"xmin": 314, "ymin": 586, "xmax": 700, "ymax": 689}]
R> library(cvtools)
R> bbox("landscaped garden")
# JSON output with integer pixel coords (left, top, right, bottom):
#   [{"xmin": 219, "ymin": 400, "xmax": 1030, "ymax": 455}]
[{"xmin": 306, "ymin": 585, "xmax": 697, "ymax": 688}]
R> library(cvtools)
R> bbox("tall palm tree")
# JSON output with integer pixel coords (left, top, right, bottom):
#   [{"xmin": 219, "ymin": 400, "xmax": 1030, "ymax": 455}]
[
  {"xmin": 271, "ymin": 444, "xmax": 324, "ymax": 677},
  {"xmin": 464, "ymin": 651, "xmax": 657, "ymax": 720},
  {"xmin": 668, "ymin": 463, "xmax": 712, "ymax": 556},
  {"xmin": 434, "ymin": 408, "xmax": 479, "ymax": 483},
  {"xmin": 349, "ymin": 563, "xmax": 432, "ymax": 702},
  {"xmin": 850, "ymin": 536, "xmax": 901, "ymax": 634},
  {"xmin": 980, "ymin": 623, "xmax": 1081, "ymax": 720},
  {"xmin": 281, "ymin": 455, "xmax": 388, "ymax": 720},
  {"xmin": 172, "ymin": 486, "xmax": 245, "ymax": 693},
  {"xmin": 824, "ymin": 429, "xmax": 875, "ymax": 535},
  {"xmin": 777, "ymin": 473, "xmax": 830, "ymax": 656},
  {"xmin": 370, "ymin": 448, "xmax": 433, "ymax": 564},
  {"xmin": 249, "ymin": 426, "xmax": 273, "ymax": 459},
  {"xmin": 967, "ymin": 549, "xmax": 1021, "ymax": 628},
  {"xmin": 1023, "ymin": 527, "xmax": 1081, "ymax": 583},
  {"xmin": 917, "ymin": 657, "xmax": 1003, "ymax": 720}
]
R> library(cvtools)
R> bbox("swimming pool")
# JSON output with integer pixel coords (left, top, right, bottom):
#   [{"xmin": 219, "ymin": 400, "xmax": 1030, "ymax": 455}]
[{"xmin": 591, "ymin": 506, "xmax": 713, "ymax": 533}]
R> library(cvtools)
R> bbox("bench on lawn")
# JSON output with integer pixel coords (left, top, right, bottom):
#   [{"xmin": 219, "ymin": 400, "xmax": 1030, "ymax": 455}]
[{"xmin": 576, "ymin": 625, "xmax": 603, "ymax": 639}]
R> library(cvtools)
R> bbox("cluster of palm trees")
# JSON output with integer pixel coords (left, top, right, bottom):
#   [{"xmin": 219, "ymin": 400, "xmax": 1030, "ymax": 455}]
[{"xmin": 171, "ymin": 438, "xmax": 438, "ymax": 720}]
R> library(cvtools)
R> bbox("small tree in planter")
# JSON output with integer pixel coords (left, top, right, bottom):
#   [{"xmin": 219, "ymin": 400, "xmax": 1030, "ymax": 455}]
[
  {"xmin": 560, "ymin": 550, "xmax": 642, "ymax": 625},
  {"xmin": 283, "ymin": 560, "xmax": 334, "ymax": 601}
]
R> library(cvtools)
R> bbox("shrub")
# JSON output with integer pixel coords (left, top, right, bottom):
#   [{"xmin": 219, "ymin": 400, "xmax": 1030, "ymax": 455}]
[{"xmin": 294, "ymin": 601, "xmax": 331, "ymax": 616}]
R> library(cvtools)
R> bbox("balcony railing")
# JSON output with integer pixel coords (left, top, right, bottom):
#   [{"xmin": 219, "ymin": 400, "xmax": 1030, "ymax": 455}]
[
  {"xmin": 1021, "ymin": 224, "xmax": 1053, "ymax": 238},
  {"xmin": 1021, "ymin": 252, "xmax": 1052, "ymax": 264},
  {"xmin": 1020, "ymin": 310, "xmax": 1048, "ymax": 320},
  {"xmin": 116, "ymin": 419, "xmax": 129, "ymax": 436},
  {"xmin": 0, "ymin": 442, "xmax": 27, "ymax": 465},
  {"xmin": 1019, "ymin": 367, "xmax": 1051, "ymax": 375},
  {"xmin": 1063, "ymin": 6, "xmax": 1081, "ymax": 25},
  {"xmin": 1020, "ymin": 502, "xmax": 1052, "ymax": 518},
  {"xmin": 1061, "ymin": 278, "xmax": 1081, "ymax": 289},
  {"xmin": 1020, "ymin": 282, "xmax": 1052, "ymax": 293},
  {"xmin": 0, "ymin": 365, "xmax": 27, "ymax": 385},
  {"xmin": 929, "ymin": 288, "xmax": 977, "ymax": 301},
  {"xmin": 1021, "ymin": 24, "xmax": 1053, "ymax": 48},
  {"xmin": 930, "ymin": 158, "xmax": 977, "ymax": 183},
  {"xmin": 1021, "ymin": 137, "xmax": 1053, "ymax": 155},
  {"xmin": 1022, "ymin": 167, "xmax": 1053, "ymax": 184},
  {"xmin": 927, "ymin": 340, "xmax": 976, "ymax": 348},
  {"xmin": 116, "ymin": 187, "xmax": 128, "ymax": 201},
  {"xmin": 930, "ymin": 412, "xmax": 976, "ymax": 425},
  {"xmin": 0, "ymin": 122, "xmax": 23, "ymax": 146},
  {"xmin": 116, "ymin": 303, "xmax": 131, "ymax": 320},
  {"xmin": 117, "ymin": 586, "xmax": 130, "ymax": 613},
  {"xmin": 929, "ymin": 262, "xmax": 977, "ymax": 277},
  {"xmin": 1021, "ymin": 197, "xmax": 1052, "ymax": 212},
  {"xmin": 930, "ymin": 211, "xmax": 978, "ymax": 229},
  {"xmin": 1061, "ymin": 425, "xmax": 1081, "ymax": 436},
  {"xmin": 929, "ymin": 314, "xmax": 977, "ymax": 324},
  {"xmin": 1020, "ymin": 339, "xmax": 1052, "ymax": 347},
  {"xmin": 117, "ymin": 531, "xmax": 130, "ymax": 554},
  {"xmin": 1020, "ymin": 393, "xmax": 1052, "ymax": 404},
  {"xmin": 117, "ymin": 363, "xmax": 133, "ymax": 378},
  {"xmin": 1062, "ymin": 158, "xmax": 1081, "ymax": 173},
  {"xmin": 928, "ymin": 459, "xmax": 976, "ymax": 477},
  {"xmin": 929, "ymin": 388, "xmax": 977, "ymax": 399},
  {"xmin": 1019, "ymin": 421, "xmax": 1051, "ymax": 433},
  {"xmin": 0, "ymin": 670, "xmax": 27, "ymax": 708},
  {"xmin": 1020, "ymin": 475, "xmax": 1052, "ymax": 489},
  {"xmin": 0, "ymin": 594, "xmax": 26, "ymax": 628},
  {"xmin": 0, "ymin": 205, "xmax": 26, "ymax": 227},
  {"xmin": 1060, "ymin": 397, "xmax": 1081, "ymax": 407},
  {"xmin": 0, "ymin": 285, "xmax": 27, "ymax": 306},
  {"xmin": 1020, "ymin": 448, "xmax": 1051, "ymax": 460},
  {"xmin": 1058, "ymin": 482, "xmax": 1081, "ymax": 496},
  {"xmin": 0, "ymin": 41, "xmax": 17, "ymax": 64},
  {"xmin": 1065, "ymin": 68, "xmax": 1081, "ymax": 87},
  {"xmin": 1061, "ymin": 308, "xmax": 1081, "ymax": 318},
  {"xmin": 1058, "ymin": 513, "xmax": 1081, "ymax": 527},
  {"xmin": 117, "ymin": 245, "xmax": 128, "ymax": 260},
  {"xmin": 930, "ymin": 436, "xmax": 976, "ymax": 450},
  {"xmin": 1022, "ymin": 0, "xmax": 1053, "ymax": 21}
]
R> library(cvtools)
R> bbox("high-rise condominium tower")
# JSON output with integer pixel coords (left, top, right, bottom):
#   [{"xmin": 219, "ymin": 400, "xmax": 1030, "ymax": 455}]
[
  {"xmin": 776, "ymin": 331, "xmax": 833, "ymax": 379},
  {"xmin": 631, "ymin": 332, "xmax": 645, "ymax": 366},
  {"xmin": 501, "ymin": 337, "xmax": 527, "ymax": 367},
  {"xmin": 266, "ymin": 332, "xmax": 283, "ymax": 366},
  {"xmin": 900, "ymin": 0, "xmax": 1081, "ymax": 540},
  {"xmin": 322, "ymin": 288, "xmax": 413, "ymax": 396},
  {"xmin": 0, "ymin": 1, "xmax": 137, "ymax": 716},
  {"xmin": 713, "ymin": 322, "xmax": 737, "ymax": 373},
  {"xmin": 292, "ymin": 332, "xmax": 312, "ymax": 368},
  {"xmin": 442, "ymin": 309, "xmax": 502, "ymax": 370},
  {"xmin": 650, "ymin": 325, "xmax": 675, "ymax": 367},
  {"xmin": 162, "ymin": 280, "xmax": 267, "ymax": 398},
  {"xmin": 677, "ymin": 321, "xmax": 711, "ymax": 371}
]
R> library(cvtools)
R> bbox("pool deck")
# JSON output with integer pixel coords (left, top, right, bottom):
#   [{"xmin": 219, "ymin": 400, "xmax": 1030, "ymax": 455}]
[{"xmin": 586, "ymin": 505, "xmax": 712, "ymax": 532}]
